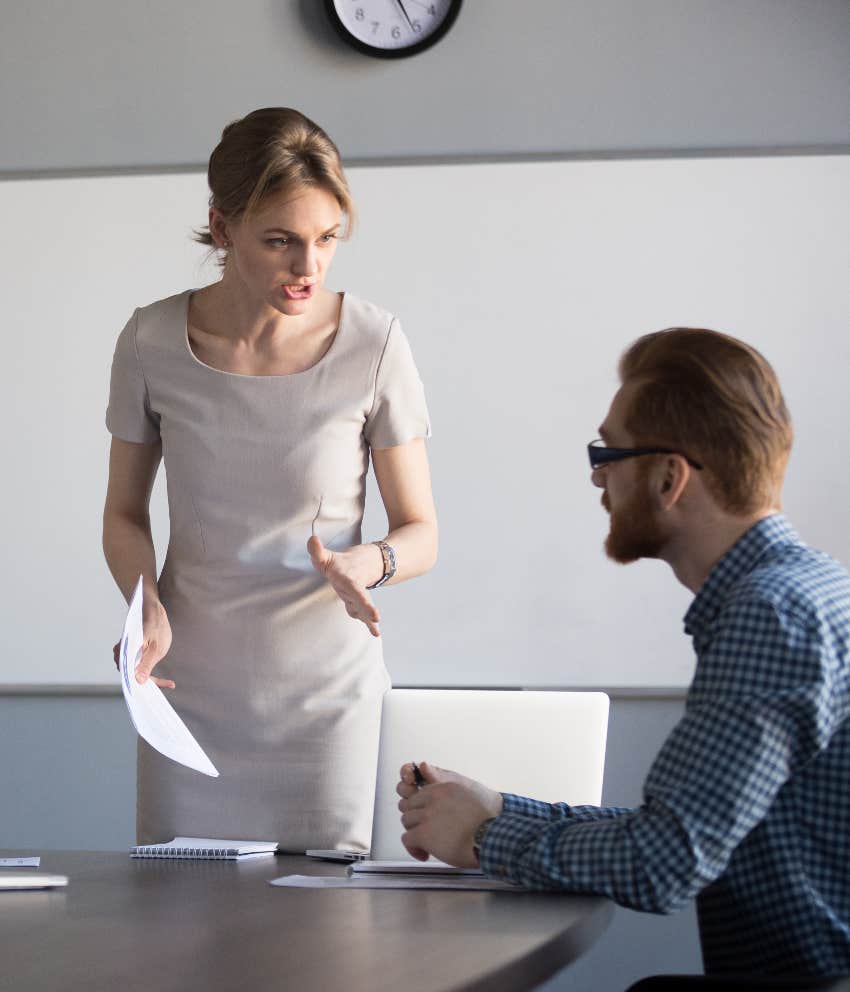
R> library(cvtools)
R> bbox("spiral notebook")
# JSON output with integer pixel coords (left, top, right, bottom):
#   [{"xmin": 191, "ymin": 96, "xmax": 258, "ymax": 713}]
[{"xmin": 131, "ymin": 837, "xmax": 278, "ymax": 860}]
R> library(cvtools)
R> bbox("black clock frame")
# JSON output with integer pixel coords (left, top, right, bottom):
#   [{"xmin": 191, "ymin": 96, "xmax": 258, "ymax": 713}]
[{"xmin": 323, "ymin": 0, "xmax": 462, "ymax": 59}]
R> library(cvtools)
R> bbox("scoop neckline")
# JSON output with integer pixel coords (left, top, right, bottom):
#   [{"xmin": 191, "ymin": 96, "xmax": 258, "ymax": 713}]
[{"xmin": 182, "ymin": 288, "xmax": 346, "ymax": 379}]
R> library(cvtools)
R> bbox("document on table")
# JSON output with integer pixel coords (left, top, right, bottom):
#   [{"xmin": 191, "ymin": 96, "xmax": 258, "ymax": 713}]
[
  {"xmin": 0, "ymin": 873, "xmax": 68, "ymax": 890},
  {"xmin": 352, "ymin": 859, "xmax": 482, "ymax": 875},
  {"xmin": 269, "ymin": 874, "xmax": 522, "ymax": 891},
  {"xmin": 0, "ymin": 857, "xmax": 40, "ymax": 868},
  {"xmin": 119, "ymin": 576, "xmax": 218, "ymax": 777}
]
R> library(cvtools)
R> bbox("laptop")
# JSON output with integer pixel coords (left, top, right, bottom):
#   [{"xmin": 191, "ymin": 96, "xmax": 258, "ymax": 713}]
[{"xmin": 307, "ymin": 688, "xmax": 609, "ymax": 863}]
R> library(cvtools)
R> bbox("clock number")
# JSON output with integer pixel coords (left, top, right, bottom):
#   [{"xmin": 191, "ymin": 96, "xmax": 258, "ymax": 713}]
[{"xmin": 326, "ymin": 0, "xmax": 461, "ymax": 57}]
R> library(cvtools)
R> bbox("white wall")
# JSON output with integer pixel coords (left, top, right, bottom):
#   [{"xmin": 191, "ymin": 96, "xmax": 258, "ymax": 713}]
[{"xmin": 2, "ymin": 155, "xmax": 849, "ymax": 688}]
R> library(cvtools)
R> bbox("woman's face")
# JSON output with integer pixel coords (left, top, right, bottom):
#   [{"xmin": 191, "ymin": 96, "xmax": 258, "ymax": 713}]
[{"xmin": 213, "ymin": 187, "xmax": 343, "ymax": 316}]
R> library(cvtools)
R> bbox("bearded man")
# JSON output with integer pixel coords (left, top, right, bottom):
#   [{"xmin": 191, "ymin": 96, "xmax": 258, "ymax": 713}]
[{"xmin": 396, "ymin": 328, "xmax": 850, "ymax": 986}]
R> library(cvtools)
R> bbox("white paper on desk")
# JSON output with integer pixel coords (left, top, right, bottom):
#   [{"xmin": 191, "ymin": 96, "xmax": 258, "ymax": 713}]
[
  {"xmin": 269, "ymin": 874, "xmax": 522, "ymax": 891},
  {"xmin": 353, "ymin": 859, "xmax": 482, "ymax": 875},
  {"xmin": 119, "ymin": 577, "xmax": 218, "ymax": 777},
  {"xmin": 0, "ymin": 857, "xmax": 40, "ymax": 868}
]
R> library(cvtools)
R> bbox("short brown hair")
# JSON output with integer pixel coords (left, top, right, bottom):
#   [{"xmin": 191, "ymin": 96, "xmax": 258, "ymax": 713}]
[
  {"xmin": 195, "ymin": 107, "xmax": 354, "ymax": 247},
  {"xmin": 618, "ymin": 328, "xmax": 792, "ymax": 514}
]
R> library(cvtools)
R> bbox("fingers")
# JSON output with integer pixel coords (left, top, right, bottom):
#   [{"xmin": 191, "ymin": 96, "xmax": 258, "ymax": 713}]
[
  {"xmin": 397, "ymin": 791, "xmax": 426, "ymax": 814},
  {"xmin": 418, "ymin": 761, "xmax": 443, "ymax": 784},
  {"xmin": 343, "ymin": 587, "xmax": 380, "ymax": 621},
  {"xmin": 118, "ymin": 638, "xmax": 175, "ymax": 689},
  {"xmin": 307, "ymin": 535, "xmax": 331, "ymax": 572},
  {"xmin": 310, "ymin": 539, "xmax": 383, "ymax": 636},
  {"xmin": 396, "ymin": 781, "xmax": 418, "ymax": 800},
  {"xmin": 342, "ymin": 591, "xmax": 380, "ymax": 636},
  {"xmin": 400, "ymin": 808, "xmax": 425, "ymax": 830},
  {"xmin": 397, "ymin": 765, "xmax": 418, "ymax": 799},
  {"xmin": 401, "ymin": 834, "xmax": 430, "ymax": 862},
  {"xmin": 343, "ymin": 597, "xmax": 381, "ymax": 636},
  {"xmin": 135, "ymin": 640, "xmax": 165, "ymax": 685}
]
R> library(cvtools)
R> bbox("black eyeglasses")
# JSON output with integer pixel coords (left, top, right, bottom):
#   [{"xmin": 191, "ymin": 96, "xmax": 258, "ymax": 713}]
[{"xmin": 587, "ymin": 439, "xmax": 703, "ymax": 471}]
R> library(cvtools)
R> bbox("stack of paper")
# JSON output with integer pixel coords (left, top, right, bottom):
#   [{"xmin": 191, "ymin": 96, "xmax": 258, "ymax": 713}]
[{"xmin": 119, "ymin": 577, "xmax": 218, "ymax": 777}]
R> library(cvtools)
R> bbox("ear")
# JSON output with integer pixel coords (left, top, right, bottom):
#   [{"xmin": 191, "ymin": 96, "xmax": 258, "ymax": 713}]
[
  {"xmin": 208, "ymin": 208, "xmax": 230, "ymax": 249},
  {"xmin": 651, "ymin": 454, "xmax": 691, "ymax": 511}
]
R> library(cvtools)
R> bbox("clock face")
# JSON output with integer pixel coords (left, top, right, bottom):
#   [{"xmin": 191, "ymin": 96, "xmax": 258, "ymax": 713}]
[{"xmin": 325, "ymin": 0, "xmax": 462, "ymax": 58}]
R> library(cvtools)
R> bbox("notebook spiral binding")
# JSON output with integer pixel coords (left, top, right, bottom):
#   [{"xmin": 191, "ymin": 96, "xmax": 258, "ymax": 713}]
[{"xmin": 132, "ymin": 846, "xmax": 238, "ymax": 859}]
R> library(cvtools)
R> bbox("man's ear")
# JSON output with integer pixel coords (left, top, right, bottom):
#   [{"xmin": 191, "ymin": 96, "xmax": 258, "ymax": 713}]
[{"xmin": 652, "ymin": 455, "xmax": 690, "ymax": 510}]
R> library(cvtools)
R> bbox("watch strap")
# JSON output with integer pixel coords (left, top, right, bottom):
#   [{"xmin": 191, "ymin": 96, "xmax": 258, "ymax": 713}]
[
  {"xmin": 472, "ymin": 817, "xmax": 496, "ymax": 862},
  {"xmin": 367, "ymin": 540, "xmax": 397, "ymax": 589}
]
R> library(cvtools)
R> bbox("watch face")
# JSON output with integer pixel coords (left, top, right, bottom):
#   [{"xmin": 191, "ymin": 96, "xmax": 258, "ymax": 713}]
[{"xmin": 325, "ymin": 0, "xmax": 462, "ymax": 58}]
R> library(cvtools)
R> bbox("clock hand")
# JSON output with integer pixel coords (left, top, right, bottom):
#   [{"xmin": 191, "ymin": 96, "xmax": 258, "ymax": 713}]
[{"xmin": 393, "ymin": 0, "xmax": 415, "ymax": 31}]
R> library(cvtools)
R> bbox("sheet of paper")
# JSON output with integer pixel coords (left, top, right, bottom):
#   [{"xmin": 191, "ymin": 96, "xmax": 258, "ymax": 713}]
[
  {"xmin": 119, "ymin": 577, "xmax": 218, "ymax": 777},
  {"xmin": 0, "ymin": 857, "xmax": 40, "ymax": 868},
  {"xmin": 353, "ymin": 859, "xmax": 482, "ymax": 875},
  {"xmin": 0, "ymin": 874, "xmax": 68, "ymax": 890},
  {"xmin": 269, "ymin": 874, "xmax": 522, "ymax": 891}
]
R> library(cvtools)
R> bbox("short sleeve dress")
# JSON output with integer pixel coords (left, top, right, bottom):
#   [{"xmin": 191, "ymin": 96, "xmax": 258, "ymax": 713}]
[{"xmin": 106, "ymin": 289, "xmax": 431, "ymax": 849}]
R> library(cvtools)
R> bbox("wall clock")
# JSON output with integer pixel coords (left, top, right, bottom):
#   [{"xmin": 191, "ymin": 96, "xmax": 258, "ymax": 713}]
[{"xmin": 324, "ymin": 0, "xmax": 462, "ymax": 59}]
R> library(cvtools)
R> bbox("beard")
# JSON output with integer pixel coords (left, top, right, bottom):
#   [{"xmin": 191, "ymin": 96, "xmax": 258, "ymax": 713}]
[{"xmin": 604, "ymin": 469, "xmax": 667, "ymax": 564}]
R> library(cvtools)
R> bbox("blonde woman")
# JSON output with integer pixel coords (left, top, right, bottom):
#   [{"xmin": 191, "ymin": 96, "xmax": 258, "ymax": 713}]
[{"xmin": 103, "ymin": 108, "xmax": 437, "ymax": 850}]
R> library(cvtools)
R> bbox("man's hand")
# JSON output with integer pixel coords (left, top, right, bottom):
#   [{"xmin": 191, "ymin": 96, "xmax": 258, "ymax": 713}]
[
  {"xmin": 396, "ymin": 761, "xmax": 504, "ymax": 866},
  {"xmin": 308, "ymin": 536, "xmax": 383, "ymax": 637}
]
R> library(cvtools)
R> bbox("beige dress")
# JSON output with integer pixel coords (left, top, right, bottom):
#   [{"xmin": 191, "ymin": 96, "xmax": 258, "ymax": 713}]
[{"xmin": 106, "ymin": 290, "xmax": 430, "ymax": 849}]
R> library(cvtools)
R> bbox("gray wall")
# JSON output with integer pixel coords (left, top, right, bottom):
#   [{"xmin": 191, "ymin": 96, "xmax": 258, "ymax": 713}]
[
  {"xmin": 2, "ymin": 0, "xmax": 849, "ymax": 173},
  {"xmin": 3, "ymin": 2, "xmax": 849, "ymax": 989}
]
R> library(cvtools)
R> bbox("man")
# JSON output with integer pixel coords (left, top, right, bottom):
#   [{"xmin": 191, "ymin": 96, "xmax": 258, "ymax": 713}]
[{"xmin": 397, "ymin": 328, "xmax": 850, "ymax": 980}]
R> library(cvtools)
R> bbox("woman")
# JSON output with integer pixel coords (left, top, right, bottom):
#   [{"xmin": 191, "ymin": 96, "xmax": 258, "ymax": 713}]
[{"xmin": 103, "ymin": 107, "xmax": 437, "ymax": 851}]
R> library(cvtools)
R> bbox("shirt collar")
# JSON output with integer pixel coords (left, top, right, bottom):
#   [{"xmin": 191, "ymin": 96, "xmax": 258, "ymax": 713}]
[{"xmin": 683, "ymin": 514, "xmax": 800, "ymax": 637}]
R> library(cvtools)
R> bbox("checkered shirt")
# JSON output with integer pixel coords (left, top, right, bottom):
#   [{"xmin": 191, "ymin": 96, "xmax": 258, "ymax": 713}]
[{"xmin": 478, "ymin": 515, "xmax": 850, "ymax": 976}]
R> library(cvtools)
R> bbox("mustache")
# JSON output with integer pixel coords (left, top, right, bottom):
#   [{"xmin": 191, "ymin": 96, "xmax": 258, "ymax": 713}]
[{"xmin": 601, "ymin": 492, "xmax": 611, "ymax": 512}]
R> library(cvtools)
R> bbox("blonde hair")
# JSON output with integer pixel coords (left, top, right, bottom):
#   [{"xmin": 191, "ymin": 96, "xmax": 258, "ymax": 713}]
[
  {"xmin": 195, "ymin": 107, "xmax": 354, "ymax": 247},
  {"xmin": 619, "ymin": 328, "xmax": 793, "ymax": 515}
]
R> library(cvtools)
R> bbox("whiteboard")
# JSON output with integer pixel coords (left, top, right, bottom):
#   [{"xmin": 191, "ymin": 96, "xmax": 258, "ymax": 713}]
[{"xmin": 1, "ymin": 155, "xmax": 848, "ymax": 687}]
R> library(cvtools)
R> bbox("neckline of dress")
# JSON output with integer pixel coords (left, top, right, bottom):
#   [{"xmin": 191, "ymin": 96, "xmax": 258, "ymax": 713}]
[{"xmin": 182, "ymin": 289, "xmax": 346, "ymax": 380}]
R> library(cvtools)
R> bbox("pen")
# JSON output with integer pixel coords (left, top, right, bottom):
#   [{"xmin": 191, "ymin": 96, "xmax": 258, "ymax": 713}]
[{"xmin": 412, "ymin": 762, "xmax": 426, "ymax": 788}]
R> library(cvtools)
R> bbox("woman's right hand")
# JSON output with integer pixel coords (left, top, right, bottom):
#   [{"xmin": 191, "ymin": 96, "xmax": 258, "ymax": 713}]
[{"xmin": 112, "ymin": 597, "xmax": 175, "ymax": 689}]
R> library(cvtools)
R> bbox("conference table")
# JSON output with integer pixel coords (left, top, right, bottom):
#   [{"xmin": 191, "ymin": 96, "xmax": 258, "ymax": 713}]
[{"xmin": 0, "ymin": 850, "xmax": 613, "ymax": 992}]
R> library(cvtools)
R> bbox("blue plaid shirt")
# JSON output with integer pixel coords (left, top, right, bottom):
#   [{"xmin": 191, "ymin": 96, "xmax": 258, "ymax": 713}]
[{"xmin": 479, "ymin": 515, "xmax": 850, "ymax": 976}]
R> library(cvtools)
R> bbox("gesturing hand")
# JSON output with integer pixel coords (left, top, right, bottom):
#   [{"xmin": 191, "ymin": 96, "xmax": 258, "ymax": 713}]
[
  {"xmin": 112, "ymin": 597, "xmax": 175, "ymax": 689},
  {"xmin": 307, "ymin": 536, "xmax": 383, "ymax": 637},
  {"xmin": 396, "ymin": 761, "xmax": 504, "ymax": 866}
]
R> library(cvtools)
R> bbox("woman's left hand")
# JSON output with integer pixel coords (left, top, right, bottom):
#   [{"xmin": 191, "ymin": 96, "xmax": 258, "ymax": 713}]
[{"xmin": 307, "ymin": 536, "xmax": 383, "ymax": 637}]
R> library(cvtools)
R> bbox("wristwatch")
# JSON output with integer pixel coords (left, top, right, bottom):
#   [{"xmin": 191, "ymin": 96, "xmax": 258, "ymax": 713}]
[
  {"xmin": 367, "ymin": 540, "xmax": 397, "ymax": 589},
  {"xmin": 472, "ymin": 817, "xmax": 496, "ymax": 863}
]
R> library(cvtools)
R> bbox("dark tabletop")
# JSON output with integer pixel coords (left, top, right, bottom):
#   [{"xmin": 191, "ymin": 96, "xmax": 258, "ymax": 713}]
[{"xmin": 0, "ymin": 850, "xmax": 613, "ymax": 992}]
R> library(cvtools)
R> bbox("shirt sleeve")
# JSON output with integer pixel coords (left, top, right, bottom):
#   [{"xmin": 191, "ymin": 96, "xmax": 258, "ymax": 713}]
[
  {"xmin": 480, "ymin": 598, "xmax": 840, "ymax": 912},
  {"xmin": 363, "ymin": 318, "xmax": 431, "ymax": 450},
  {"xmin": 502, "ymin": 793, "xmax": 630, "ymax": 822},
  {"xmin": 105, "ymin": 310, "xmax": 161, "ymax": 444}
]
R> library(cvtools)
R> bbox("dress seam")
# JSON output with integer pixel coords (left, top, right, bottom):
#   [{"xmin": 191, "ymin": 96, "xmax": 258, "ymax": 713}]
[
  {"xmin": 189, "ymin": 491, "xmax": 207, "ymax": 556},
  {"xmin": 365, "ymin": 316, "xmax": 396, "ymax": 430},
  {"xmin": 129, "ymin": 308, "xmax": 154, "ymax": 412}
]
